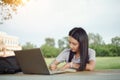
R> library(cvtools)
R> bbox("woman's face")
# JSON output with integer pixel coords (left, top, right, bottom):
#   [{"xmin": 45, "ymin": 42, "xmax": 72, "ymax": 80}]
[{"xmin": 68, "ymin": 36, "xmax": 79, "ymax": 52}]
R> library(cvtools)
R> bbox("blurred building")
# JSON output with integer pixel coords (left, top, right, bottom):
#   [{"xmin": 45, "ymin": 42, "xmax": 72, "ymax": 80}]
[{"xmin": 0, "ymin": 31, "xmax": 22, "ymax": 51}]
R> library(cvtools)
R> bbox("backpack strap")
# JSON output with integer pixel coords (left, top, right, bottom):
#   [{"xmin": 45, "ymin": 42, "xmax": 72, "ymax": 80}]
[{"xmin": 68, "ymin": 50, "xmax": 75, "ymax": 62}]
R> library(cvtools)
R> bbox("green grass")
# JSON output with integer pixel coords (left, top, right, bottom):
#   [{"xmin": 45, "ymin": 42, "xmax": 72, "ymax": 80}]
[
  {"xmin": 45, "ymin": 57, "xmax": 120, "ymax": 70},
  {"xmin": 95, "ymin": 57, "xmax": 120, "ymax": 70}
]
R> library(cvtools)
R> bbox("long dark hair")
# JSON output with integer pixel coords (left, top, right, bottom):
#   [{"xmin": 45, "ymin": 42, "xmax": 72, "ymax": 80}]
[{"xmin": 68, "ymin": 27, "xmax": 89, "ymax": 71}]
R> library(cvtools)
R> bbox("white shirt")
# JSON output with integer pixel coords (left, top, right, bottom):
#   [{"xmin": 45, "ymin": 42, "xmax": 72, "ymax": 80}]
[{"xmin": 56, "ymin": 48, "xmax": 96, "ymax": 63}]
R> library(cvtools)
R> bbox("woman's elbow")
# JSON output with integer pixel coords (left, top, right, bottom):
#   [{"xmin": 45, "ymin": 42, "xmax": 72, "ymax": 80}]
[
  {"xmin": 87, "ymin": 67, "xmax": 94, "ymax": 71},
  {"xmin": 86, "ymin": 65, "xmax": 95, "ymax": 71}
]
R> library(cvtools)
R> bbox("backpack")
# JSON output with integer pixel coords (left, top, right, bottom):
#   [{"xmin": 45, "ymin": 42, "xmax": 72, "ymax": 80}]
[{"xmin": 0, "ymin": 56, "xmax": 21, "ymax": 74}]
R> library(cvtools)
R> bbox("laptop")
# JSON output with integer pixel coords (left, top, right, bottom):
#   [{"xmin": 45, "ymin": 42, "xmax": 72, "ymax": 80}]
[{"xmin": 14, "ymin": 48, "xmax": 76, "ymax": 75}]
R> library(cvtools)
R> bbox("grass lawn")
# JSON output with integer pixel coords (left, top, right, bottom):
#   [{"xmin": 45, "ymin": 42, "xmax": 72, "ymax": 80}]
[
  {"xmin": 95, "ymin": 57, "xmax": 120, "ymax": 70},
  {"xmin": 45, "ymin": 57, "xmax": 120, "ymax": 70}
]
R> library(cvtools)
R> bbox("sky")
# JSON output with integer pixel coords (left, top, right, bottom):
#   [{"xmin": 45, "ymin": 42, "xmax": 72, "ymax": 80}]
[{"xmin": 0, "ymin": 0, "xmax": 120, "ymax": 47}]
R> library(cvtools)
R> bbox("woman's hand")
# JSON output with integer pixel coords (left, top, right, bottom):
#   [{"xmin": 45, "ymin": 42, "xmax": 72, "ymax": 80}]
[
  {"xmin": 60, "ymin": 63, "xmax": 71, "ymax": 70},
  {"xmin": 60, "ymin": 62, "xmax": 80, "ymax": 70},
  {"xmin": 49, "ymin": 63, "xmax": 57, "ymax": 71},
  {"xmin": 49, "ymin": 60, "xmax": 60, "ymax": 71}
]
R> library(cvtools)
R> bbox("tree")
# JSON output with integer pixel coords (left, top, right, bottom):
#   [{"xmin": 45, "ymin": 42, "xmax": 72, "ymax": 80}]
[
  {"xmin": 63, "ymin": 37, "xmax": 69, "ymax": 48},
  {"xmin": 45, "ymin": 38, "xmax": 55, "ymax": 47},
  {"xmin": 88, "ymin": 33, "xmax": 104, "ymax": 46},
  {"xmin": 58, "ymin": 39, "xmax": 64, "ymax": 49},
  {"xmin": 40, "ymin": 44, "xmax": 60, "ymax": 58},
  {"xmin": 57, "ymin": 37, "xmax": 69, "ymax": 50},
  {"xmin": 40, "ymin": 38, "xmax": 60, "ymax": 57},
  {"xmin": 111, "ymin": 36, "xmax": 120, "ymax": 56},
  {"xmin": 0, "ymin": 0, "xmax": 29, "ymax": 24},
  {"xmin": 22, "ymin": 42, "xmax": 37, "ymax": 50},
  {"xmin": 111, "ymin": 36, "xmax": 120, "ymax": 46}
]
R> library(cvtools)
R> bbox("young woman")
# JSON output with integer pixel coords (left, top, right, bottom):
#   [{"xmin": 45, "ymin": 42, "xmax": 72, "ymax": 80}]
[{"xmin": 49, "ymin": 27, "xmax": 96, "ymax": 71}]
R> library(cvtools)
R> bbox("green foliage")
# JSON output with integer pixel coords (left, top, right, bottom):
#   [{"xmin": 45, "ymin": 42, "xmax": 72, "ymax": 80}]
[
  {"xmin": 41, "ymin": 35, "xmax": 120, "ymax": 57},
  {"xmin": 90, "ymin": 44, "xmax": 120, "ymax": 57},
  {"xmin": 40, "ymin": 44, "xmax": 61, "ymax": 58},
  {"xmin": 89, "ymin": 35, "xmax": 120, "ymax": 57},
  {"xmin": 40, "ymin": 37, "xmax": 61, "ymax": 58},
  {"xmin": 108, "ymin": 45, "xmax": 120, "ymax": 56},
  {"xmin": 21, "ymin": 34, "xmax": 120, "ymax": 57},
  {"xmin": 111, "ymin": 36, "xmax": 120, "ymax": 46}
]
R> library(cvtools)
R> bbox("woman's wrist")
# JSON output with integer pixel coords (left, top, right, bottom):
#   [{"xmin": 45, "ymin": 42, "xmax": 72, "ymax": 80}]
[
  {"xmin": 69, "ymin": 62, "xmax": 80, "ymax": 69},
  {"xmin": 50, "ymin": 60, "xmax": 59, "ymax": 68},
  {"xmin": 49, "ymin": 63, "xmax": 57, "ymax": 70},
  {"xmin": 70, "ymin": 62, "xmax": 73, "ymax": 68},
  {"xmin": 50, "ymin": 62, "xmax": 56, "ymax": 67}
]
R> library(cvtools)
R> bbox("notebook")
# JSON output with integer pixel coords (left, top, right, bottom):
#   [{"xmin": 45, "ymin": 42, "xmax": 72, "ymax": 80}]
[{"xmin": 14, "ymin": 48, "xmax": 76, "ymax": 75}]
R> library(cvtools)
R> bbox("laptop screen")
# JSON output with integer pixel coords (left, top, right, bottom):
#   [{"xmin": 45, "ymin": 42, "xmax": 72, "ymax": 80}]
[{"xmin": 14, "ymin": 48, "xmax": 50, "ymax": 74}]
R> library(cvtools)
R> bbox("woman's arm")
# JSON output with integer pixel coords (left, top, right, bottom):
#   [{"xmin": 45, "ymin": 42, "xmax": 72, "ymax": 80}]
[
  {"xmin": 85, "ymin": 60, "xmax": 96, "ymax": 71},
  {"xmin": 60, "ymin": 60, "xmax": 95, "ymax": 71},
  {"xmin": 49, "ymin": 60, "xmax": 60, "ymax": 70},
  {"xmin": 50, "ymin": 49, "xmax": 70, "ymax": 70},
  {"xmin": 60, "ymin": 62, "xmax": 80, "ymax": 70},
  {"xmin": 86, "ymin": 48, "xmax": 96, "ymax": 71}
]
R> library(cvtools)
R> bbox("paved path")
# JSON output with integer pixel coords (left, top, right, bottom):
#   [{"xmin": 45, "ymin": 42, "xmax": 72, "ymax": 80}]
[{"xmin": 0, "ymin": 69, "xmax": 120, "ymax": 80}]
